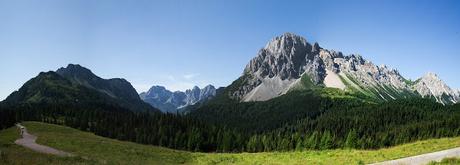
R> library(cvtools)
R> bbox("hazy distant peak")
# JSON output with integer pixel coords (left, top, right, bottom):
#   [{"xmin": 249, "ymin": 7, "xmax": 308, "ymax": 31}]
[{"xmin": 140, "ymin": 84, "xmax": 217, "ymax": 113}]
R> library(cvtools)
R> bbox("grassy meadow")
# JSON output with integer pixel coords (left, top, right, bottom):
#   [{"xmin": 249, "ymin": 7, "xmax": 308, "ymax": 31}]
[{"xmin": 1, "ymin": 122, "xmax": 460, "ymax": 164}]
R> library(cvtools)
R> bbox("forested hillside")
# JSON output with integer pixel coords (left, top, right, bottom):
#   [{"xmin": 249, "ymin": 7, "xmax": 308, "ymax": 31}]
[{"xmin": 2, "ymin": 89, "xmax": 460, "ymax": 153}]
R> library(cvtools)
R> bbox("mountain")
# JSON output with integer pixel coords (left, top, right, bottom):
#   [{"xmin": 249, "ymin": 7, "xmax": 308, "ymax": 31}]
[
  {"xmin": 56, "ymin": 64, "xmax": 141, "ymax": 102},
  {"xmin": 140, "ymin": 85, "xmax": 216, "ymax": 113},
  {"xmin": 139, "ymin": 86, "xmax": 185, "ymax": 113},
  {"xmin": 413, "ymin": 72, "xmax": 460, "ymax": 104},
  {"xmin": 55, "ymin": 64, "xmax": 156, "ymax": 112},
  {"xmin": 3, "ymin": 64, "xmax": 159, "ymax": 112},
  {"xmin": 224, "ymin": 32, "xmax": 458, "ymax": 104}
]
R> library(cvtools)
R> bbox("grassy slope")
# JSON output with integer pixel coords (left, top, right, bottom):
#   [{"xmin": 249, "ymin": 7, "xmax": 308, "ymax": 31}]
[
  {"xmin": 0, "ymin": 124, "xmax": 85, "ymax": 165},
  {"xmin": 2, "ymin": 122, "xmax": 460, "ymax": 165},
  {"xmin": 429, "ymin": 157, "xmax": 460, "ymax": 165}
]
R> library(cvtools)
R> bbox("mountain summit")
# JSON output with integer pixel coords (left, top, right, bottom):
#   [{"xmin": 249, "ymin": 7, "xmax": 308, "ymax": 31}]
[
  {"xmin": 3, "ymin": 64, "xmax": 158, "ymax": 112},
  {"xmin": 56, "ymin": 64, "xmax": 141, "ymax": 105},
  {"xmin": 140, "ymin": 85, "xmax": 216, "ymax": 113},
  {"xmin": 228, "ymin": 33, "xmax": 458, "ymax": 104},
  {"xmin": 413, "ymin": 72, "xmax": 459, "ymax": 104}
]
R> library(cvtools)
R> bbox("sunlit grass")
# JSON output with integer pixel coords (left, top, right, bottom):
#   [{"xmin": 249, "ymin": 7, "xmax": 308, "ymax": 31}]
[
  {"xmin": 429, "ymin": 157, "xmax": 460, "ymax": 165},
  {"xmin": 1, "ymin": 121, "xmax": 460, "ymax": 165}
]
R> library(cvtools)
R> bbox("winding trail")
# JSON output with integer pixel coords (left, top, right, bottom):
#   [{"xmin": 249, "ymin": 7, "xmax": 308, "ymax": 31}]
[
  {"xmin": 14, "ymin": 123, "xmax": 73, "ymax": 156},
  {"xmin": 370, "ymin": 147, "xmax": 460, "ymax": 165}
]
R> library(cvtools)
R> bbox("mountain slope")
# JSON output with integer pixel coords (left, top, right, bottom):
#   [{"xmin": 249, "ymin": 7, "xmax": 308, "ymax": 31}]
[
  {"xmin": 413, "ymin": 73, "xmax": 460, "ymax": 104},
  {"xmin": 56, "ymin": 64, "xmax": 140, "ymax": 103},
  {"xmin": 140, "ymin": 85, "xmax": 216, "ymax": 113},
  {"xmin": 225, "ymin": 33, "xmax": 457, "ymax": 104},
  {"xmin": 55, "ymin": 64, "xmax": 156, "ymax": 112},
  {"xmin": 2, "ymin": 65, "xmax": 159, "ymax": 113},
  {"xmin": 3, "ymin": 72, "xmax": 102, "ymax": 104}
]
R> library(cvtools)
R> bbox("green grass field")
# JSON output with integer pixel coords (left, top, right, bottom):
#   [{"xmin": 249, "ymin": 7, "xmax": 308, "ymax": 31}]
[
  {"xmin": 428, "ymin": 157, "xmax": 460, "ymax": 165},
  {"xmin": 1, "ymin": 122, "xmax": 460, "ymax": 165}
]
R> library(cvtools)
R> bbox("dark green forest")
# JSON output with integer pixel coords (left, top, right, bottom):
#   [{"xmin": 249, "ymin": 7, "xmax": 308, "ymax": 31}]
[{"xmin": 2, "ymin": 89, "xmax": 460, "ymax": 153}]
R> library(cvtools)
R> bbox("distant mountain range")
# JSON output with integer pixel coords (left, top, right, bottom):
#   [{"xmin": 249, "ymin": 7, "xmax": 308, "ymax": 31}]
[
  {"xmin": 224, "ymin": 33, "xmax": 459, "ymax": 104},
  {"xmin": 139, "ymin": 85, "xmax": 216, "ymax": 113},
  {"xmin": 2, "ymin": 64, "xmax": 159, "ymax": 113},
  {"xmin": 1, "ymin": 33, "xmax": 458, "ymax": 115},
  {"xmin": 2, "ymin": 33, "xmax": 459, "ymax": 155}
]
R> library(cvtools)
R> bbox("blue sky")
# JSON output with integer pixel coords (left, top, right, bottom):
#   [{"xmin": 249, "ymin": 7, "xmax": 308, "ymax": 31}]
[{"xmin": 0, "ymin": 0, "xmax": 459, "ymax": 100}]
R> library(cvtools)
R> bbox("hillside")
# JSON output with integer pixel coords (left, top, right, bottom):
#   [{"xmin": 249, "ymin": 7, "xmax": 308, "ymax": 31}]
[
  {"xmin": 1, "ymin": 122, "xmax": 460, "ymax": 164},
  {"xmin": 56, "ymin": 64, "xmax": 156, "ymax": 112},
  {"xmin": 2, "ymin": 65, "xmax": 159, "ymax": 113},
  {"xmin": 191, "ymin": 88, "xmax": 460, "ymax": 151}
]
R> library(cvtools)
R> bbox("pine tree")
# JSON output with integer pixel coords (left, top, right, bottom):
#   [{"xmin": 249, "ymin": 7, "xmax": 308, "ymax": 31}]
[
  {"xmin": 345, "ymin": 129, "xmax": 358, "ymax": 149},
  {"xmin": 304, "ymin": 131, "xmax": 318, "ymax": 149},
  {"xmin": 320, "ymin": 131, "xmax": 333, "ymax": 150}
]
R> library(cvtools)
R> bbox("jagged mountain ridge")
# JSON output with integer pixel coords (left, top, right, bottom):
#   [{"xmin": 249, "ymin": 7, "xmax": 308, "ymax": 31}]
[
  {"xmin": 140, "ymin": 85, "xmax": 216, "ymax": 113},
  {"xmin": 229, "ymin": 33, "xmax": 459, "ymax": 104}
]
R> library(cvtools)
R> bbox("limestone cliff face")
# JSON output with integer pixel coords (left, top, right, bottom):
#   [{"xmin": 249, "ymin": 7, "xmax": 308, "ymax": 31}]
[
  {"xmin": 413, "ymin": 73, "xmax": 459, "ymax": 104},
  {"xmin": 140, "ymin": 85, "xmax": 216, "ymax": 113},
  {"xmin": 230, "ymin": 33, "xmax": 458, "ymax": 104},
  {"xmin": 236, "ymin": 33, "xmax": 325, "ymax": 101}
]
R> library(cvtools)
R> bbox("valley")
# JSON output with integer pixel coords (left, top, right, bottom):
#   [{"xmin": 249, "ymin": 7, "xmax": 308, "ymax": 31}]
[
  {"xmin": 1, "ymin": 0, "xmax": 459, "ymax": 164},
  {"xmin": 0, "ymin": 33, "xmax": 460, "ymax": 164},
  {"xmin": 0, "ymin": 32, "xmax": 460, "ymax": 164}
]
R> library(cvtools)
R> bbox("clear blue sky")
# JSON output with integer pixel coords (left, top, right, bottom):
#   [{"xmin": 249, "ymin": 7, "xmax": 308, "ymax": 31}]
[{"xmin": 1, "ymin": 0, "xmax": 459, "ymax": 100}]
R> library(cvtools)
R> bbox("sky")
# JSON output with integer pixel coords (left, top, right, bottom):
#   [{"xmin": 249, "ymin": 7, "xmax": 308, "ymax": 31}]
[{"xmin": 0, "ymin": 0, "xmax": 459, "ymax": 100}]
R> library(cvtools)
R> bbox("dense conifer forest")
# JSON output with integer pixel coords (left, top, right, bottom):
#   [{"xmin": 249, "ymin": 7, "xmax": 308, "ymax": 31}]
[{"xmin": 2, "ymin": 90, "xmax": 460, "ymax": 153}]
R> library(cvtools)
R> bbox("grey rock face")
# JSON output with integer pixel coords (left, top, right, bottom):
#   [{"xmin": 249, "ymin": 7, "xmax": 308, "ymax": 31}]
[
  {"xmin": 243, "ymin": 33, "xmax": 325, "ymax": 82},
  {"xmin": 231, "ymin": 33, "xmax": 458, "ymax": 104},
  {"xmin": 140, "ymin": 85, "xmax": 216, "ymax": 113},
  {"xmin": 234, "ymin": 33, "xmax": 326, "ymax": 101},
  {"xmin": 413, "ymin": 73, "xmax": 459, "ymax": 104}
]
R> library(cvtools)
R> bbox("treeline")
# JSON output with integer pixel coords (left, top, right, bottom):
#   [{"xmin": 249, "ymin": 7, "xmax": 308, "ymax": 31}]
[
  {"xmin": 0, "ymin": 105, "xmax": 16, "ymax": 130},
  {"xmin": 1, "ymin": 102, "xmax": 248, "ymax": 152},
  {"xmin": 2, "ymin": 94, "xmax": 460, "ymax": 153},
  {"xmin": 244, "ymin": 99, "xmax": 460, "ymax": 152},
  {"xmin": 190, "ymin": 92, "xmax": 460, "ymax": 152}
]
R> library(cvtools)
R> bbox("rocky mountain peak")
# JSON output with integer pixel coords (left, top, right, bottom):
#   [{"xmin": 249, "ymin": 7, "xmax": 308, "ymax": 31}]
[
  {"xmin": 148, "ymin": 85, "xmax": 167, "ymax": 92},
  {"xmin": 244, "ymin": 32, "xmax": 320, "ymax": 80},
  {"xmin": 141, "ymin": 85, "xmax": 216, "ymax": 113},
  {"xmin": 56, "ymin": 64, "xmax": 95, "ymax": 79},
  {"xmin": 263, "ymin": 32, "xmax": 310, "ymax": 55},
  {"xmin": 235, "ymin": 33, "xmax": 329, "ymax": 101},
  {"xmin": 191, "ymin": 86, "xmax": 200, "ymax": 91},
  {"xmin": 423, "ymin": 72, "xmax": 440, "ymax": 81},
  {"xmin": 144, "ymin": 86, "xmax": 170, "ymax": 99},
  {"xmin": 229, "ymin": 33, "xmax": 458, "ymax": 104},
  {"xmin": 414, "ymin": 72, "xmax": 459, "ymax": 104},
  {"xmin": 201, "ymin": 85, "xmax": 216, "ymax": 96},
  {"xmin": 312, "ymin": 42, "xmax": 321, "ymax": 53},
  {"xmin": 56, "ymin": 64, "xmax": 143, "ymax": 107}
]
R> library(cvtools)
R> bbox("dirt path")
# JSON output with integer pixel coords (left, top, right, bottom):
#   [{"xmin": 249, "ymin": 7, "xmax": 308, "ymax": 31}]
[
  {"xmin": 370, "ymin": 147, "xmax": 460, "ymax": 165},
  {"xmin": 14, "ymin": 123, "xmax": 73, "ymax": 156}
]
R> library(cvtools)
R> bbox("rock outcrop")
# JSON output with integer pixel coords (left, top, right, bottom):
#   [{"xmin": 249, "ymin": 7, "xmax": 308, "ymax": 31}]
[
  {"xmin": 229, "ymin": 33, "xmax": 458, "ymax": 104},
  {"xmin": 413, "ymin": 73, "xmax": 459, "ymax": 104},
  {"xmin": 140, "ymin": 85, "xmax": 216, "ymax": 113}
]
